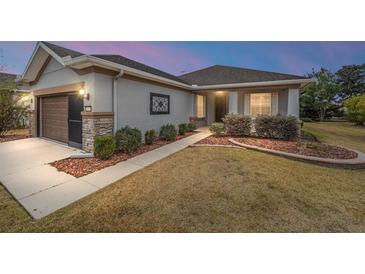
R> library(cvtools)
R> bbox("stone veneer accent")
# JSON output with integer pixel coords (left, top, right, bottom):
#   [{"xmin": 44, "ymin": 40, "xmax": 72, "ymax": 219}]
[
  {"xmin": 81, "ymin": 112, "xmax": 114, "ymax": 152},
  {"xmin": 29, "ymin": 110, "xmax": 37, "ymax": 137}
]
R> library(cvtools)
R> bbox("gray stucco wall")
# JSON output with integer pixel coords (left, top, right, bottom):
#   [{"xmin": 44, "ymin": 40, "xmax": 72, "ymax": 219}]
[
  {"xmin": 31, "ymin": 58, "xmax": 81, "ymax": 91},
  {"xmin": 30, "ymin": 57, "xmax": 95, "ymax": 111},
  {"xmin": 278, "ymin": 89, "xmax": 288, "ymax": 116},
  {"xmin": 116, "ymin": 78, "xmax": 194, "ymax": 134}
]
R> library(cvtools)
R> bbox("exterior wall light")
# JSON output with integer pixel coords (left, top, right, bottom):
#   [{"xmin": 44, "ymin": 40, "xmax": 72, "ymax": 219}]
[{"xmin": 79, "ymin": 88, "xmax": 90, "ymax": 100}]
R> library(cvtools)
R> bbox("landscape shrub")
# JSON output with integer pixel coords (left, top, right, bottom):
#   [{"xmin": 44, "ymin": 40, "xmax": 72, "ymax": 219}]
[
  {"xmin": 344, "ymin": 94, "xmax": 365, "ymax": 125},
  {"xmin": 144, "ymin": 129, "xmax": 156, "ymax": 145},
  {"xmin": 115, "ymin": 126, "xmax": 142, "ymax": 153},
  {"xmin": 187, "ymin": 122, "xmax": 197, "ymax": 132},
  {"xmin": 254, "ymin": 115, "xmax": 300, "ymax": 140},
  {"xmin": 178, "ymin": 123, "xmax": 188, "ymax": 135},
  {"xmin": 94, "ymin": 135, "xmax": 115, "ymax": 160},
  {"xmin": 222, "ymin": 113, "xmax": 252, "ymax": 136},
  {"xmin": 159, "ymin": 124, "xmax": 177, "ymax": 141},
  {"xmin": 0, "ymin": 90, "xmax": 29, "ymax": 136},
  {"xmin": 209, "ymin": 122, "xmax": 225, "ymax": 136}
]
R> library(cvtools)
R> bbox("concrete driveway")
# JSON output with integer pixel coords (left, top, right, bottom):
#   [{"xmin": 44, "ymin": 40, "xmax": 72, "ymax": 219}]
[
  {"xmin": 0, "ymin": 138, "xmax": 98, "ymax": 219},
  {"xmin": 0, "ymin": 129, "xmax": 211, "ymax": 219}
]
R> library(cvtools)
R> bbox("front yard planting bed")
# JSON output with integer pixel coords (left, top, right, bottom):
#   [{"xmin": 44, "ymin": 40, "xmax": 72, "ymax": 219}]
[
  {"xmin": 233, "ymin": 138, "xmax": 357, "ymax": 160},
  {"xmin": 50, "ymin": 131, "xmax": 198, "ymax": 177},
  {"xmin": 196, "ymin": 135, "xmax": 235, "ymax": 146},
  {"xmin": 196, "ymin": 134, "xmax": 357, "ymax": 160}
]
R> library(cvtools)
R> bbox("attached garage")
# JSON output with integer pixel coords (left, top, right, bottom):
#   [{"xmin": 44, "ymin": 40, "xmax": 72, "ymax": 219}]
[
  {"xmin": 38, "ymin": 93, "xmax": 83, "ymax": 148},
  {"xmin": 41, "ymin": 95, "xmax": 68, "ymax": 143}
]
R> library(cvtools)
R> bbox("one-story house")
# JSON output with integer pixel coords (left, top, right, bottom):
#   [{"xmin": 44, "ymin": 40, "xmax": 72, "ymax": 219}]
[{"xmin": 20, "ymin": 42, "xmax": 312, "ymax": 152}]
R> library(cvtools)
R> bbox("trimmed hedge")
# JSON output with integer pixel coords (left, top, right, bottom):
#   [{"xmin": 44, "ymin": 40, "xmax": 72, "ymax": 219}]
[
  {"xmin": 187, "ymin": 122, "xmax": 197, "ymax": 132},
  {"xmin": 115, "ymin": 126, "xmax": 142, "ymax": 153},
  {"xmin": 145, "ymin": 129, "xmax": 156, "ymax": 145},
  {"xmin": 222, "ymin": 113, "xmax": 252, "ymax": 136},
  {"xmin": 159, "ymin": 124, "xmax": 177, "ymax": 141},
  {"xmin": 209, "ymin": 122, "xmax": 225, "ymax": 136},
  {"xmin": 94, "ymin": 135, "xmax": 115, "ymax": 160},
  {"xmin": 254, "ymin": 115, "xmax": 299, "ymax": 140},
  {"xmin": 178, "ymin": 123, "xmax": 189, "ymax": 135}
]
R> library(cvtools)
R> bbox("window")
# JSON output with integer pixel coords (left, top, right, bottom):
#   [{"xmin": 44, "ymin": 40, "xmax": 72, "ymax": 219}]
[
  {"xmin": 196, "ymin": 95, "xmax": 205, "ymax": 118},
  {"xmin": 250, "ymin": 93, "xmax": 271, "ymax": 117}
]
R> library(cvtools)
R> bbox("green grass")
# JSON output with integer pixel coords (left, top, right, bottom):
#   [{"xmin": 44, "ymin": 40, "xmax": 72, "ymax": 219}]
[
  {"xmin": 0, "ymin": 121, "xmax": 364, "ymax": 232},
  {"xmin": 303, "ymin": 121, "xmax": 365, "ymax": 152}
]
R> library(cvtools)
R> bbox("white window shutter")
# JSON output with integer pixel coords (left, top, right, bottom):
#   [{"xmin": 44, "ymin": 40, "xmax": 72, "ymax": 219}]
[
  {"xmin": 272, "ymin": 92, "xmax": 278, "ymax": 115},
  {"xmin": 244, "ymin": 93, "xmax": 250, "ymax": 116}
]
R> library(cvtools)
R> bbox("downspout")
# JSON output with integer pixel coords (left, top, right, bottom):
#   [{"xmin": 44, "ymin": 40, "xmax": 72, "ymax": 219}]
[{"xmin": 112, "ymin": 69, "xmax": 124, "ymax": 133}]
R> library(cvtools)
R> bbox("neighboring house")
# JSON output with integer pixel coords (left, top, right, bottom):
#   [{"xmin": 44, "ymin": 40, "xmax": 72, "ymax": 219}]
[
  {"xmin": 0, "ymin": 72, "xmax": 31, "ymax": 128},
  {"xmin": 20, "ymin": 42, "xmax": 312, "ymax": 152}
]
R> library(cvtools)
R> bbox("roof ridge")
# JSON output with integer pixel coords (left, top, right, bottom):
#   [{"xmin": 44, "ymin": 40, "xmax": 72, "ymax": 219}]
[
  {"xmin": 91, "ymin": 54, "xmax": 190, "ymax": 84},
  {"xmin": 180, "ymin": 64, "xmax": 305, "ymax": 78},
  {"xmin": 41, "ymin": 41, "xmax": 85, "ymax": 57},
  {"xmin": 215, "ymin": 64, "xmax": 305, "ymax": 78}
]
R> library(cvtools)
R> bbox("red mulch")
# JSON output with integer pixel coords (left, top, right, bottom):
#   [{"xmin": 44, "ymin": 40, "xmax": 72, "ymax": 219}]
[
  {"xmin": 50, "ymin": 131, "xmax": 198, "ymax": 178},
  {"xmin": 0, "ymin": 135, "xmax": 30, "ymax": 143},
  {"xmin": 196, "ymin": 135, "xmax": 235, "ymax": 146},
  {"xmin": 195, "ymin": 135, "xmax": 357, "ymax": 160},
  {"xmin": 234, "ymin": 137, "xmax": 358, "ymax": 160}
]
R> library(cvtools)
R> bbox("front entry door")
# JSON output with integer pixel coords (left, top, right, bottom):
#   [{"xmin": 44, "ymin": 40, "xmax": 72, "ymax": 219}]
[
  {"xmin": 215, "ymin": 94, "xmax": 228, "ymax": 122},
  {"xmin": 68, "ymin": 94, "xmax": 83, "ymax": 148}
]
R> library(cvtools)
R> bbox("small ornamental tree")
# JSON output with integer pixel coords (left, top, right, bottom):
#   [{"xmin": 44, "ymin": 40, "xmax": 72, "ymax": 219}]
[
  {"xmin": 300, "ymin": 68, "xmax": 339, "ymax": 121},
  {"xmin": 344, "ymin": 94, "xmax": 365, "ymax": 125}
]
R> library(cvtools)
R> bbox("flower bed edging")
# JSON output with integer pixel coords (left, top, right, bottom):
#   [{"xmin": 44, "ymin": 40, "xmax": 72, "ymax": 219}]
[
  {"xmin": 189, "ymin": 143, "xmax": 243, "ymax": 149},
  {"xmin": 228, "ymin": 138, "xmax": 365, "ymax": 167}
]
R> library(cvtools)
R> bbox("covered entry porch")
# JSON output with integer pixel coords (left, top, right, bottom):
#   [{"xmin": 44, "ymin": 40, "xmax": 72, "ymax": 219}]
[{"xmin": 193, "ymin": 85, "xmax": 300, "ymax": 125}]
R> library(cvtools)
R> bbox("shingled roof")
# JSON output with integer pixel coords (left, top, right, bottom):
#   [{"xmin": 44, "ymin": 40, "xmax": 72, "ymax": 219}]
[
  {"xmin": 92, "ymin": 54, "xmax": 189, "ymax": 84},
  {"xmin": 41, "ymin": 42, "xmax": 308, "ymax": 87},
  {"xmin": 42, "ymin": 42, "xmax": 84, "ymax": 58},
  {"xmin": 179, "ymin": 65, "xmax": 306, "ymax": 86}
]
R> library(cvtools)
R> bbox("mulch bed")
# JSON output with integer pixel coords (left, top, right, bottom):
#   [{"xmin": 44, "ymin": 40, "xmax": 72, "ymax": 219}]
[
  {"xmin": 0, "ymin": 135, "xmax": 30, "ymax": 143},
  {"xmin": 50, "ymin": 131, "xmax": 198, "ymax": 178},
  {"xmin": 196, "ymin": 135, "xmax": 236, "ymax": 146},
  {"xmin": 195, "ymin": 135, "xmax": 357, "ymax": 160},
  {"xmin": 234, "ymin": 137, "xmax": 358, "ymax": 160}
]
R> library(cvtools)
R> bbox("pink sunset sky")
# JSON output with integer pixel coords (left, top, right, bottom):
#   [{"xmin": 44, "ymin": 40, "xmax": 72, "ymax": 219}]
[{"xmin": 0, "ymin": 41, "xmax": 364, "ymax": 76}]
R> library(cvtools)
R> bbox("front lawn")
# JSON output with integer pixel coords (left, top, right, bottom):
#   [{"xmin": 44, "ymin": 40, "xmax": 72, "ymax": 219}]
[
  {"xmin": 1, "ymin": 146, "xmax": 364, "ymax": 232},
  {"xmin": 303, "ymin": 121, "xmax": 365, "ymax": 152}
]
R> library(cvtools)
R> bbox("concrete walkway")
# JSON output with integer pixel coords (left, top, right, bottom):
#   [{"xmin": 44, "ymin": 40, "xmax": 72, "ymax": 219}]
[{"xmin": 0, "ymin": 129, "xmax": 211, "ymax": 219}]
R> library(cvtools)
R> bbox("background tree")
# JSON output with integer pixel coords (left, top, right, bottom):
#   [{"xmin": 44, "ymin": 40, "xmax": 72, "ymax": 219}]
[
  {"xmin": 0, "ymin": 72, "xmax": 29, "ymax": 136},
  {"xmin": 300, "ymin": 68, "xmax": 339, "ymax": 121},
  {"xmin": 336, "ymin": 64, "xmax": 365, "ymax": 101},
  {"xmin": 343, "ymin": 94, "xmax": 365, "ymax": 125}
]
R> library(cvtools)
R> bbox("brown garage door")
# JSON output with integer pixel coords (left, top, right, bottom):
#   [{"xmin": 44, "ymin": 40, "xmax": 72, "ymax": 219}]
[{"xmin": 41, "ymin": 96, "xmax": 68, "ymax": 143}]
